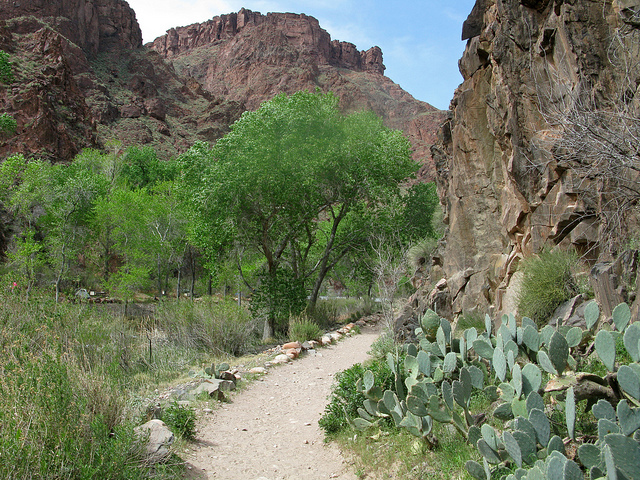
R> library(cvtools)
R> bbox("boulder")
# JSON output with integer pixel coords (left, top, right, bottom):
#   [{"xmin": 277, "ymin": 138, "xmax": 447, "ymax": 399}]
[
  {"xmin": 134, "ymin": 419, "xmax": 174, "ymax": 464},
  {"xmin": 282, "ymin": 341, "xmax": 302, "ymax": 351}
]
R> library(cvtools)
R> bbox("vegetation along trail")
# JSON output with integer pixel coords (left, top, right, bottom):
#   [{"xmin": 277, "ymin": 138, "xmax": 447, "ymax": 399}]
[{"xmin": 184, "ymin": 323, "xmax": 381, "ymax": 480}]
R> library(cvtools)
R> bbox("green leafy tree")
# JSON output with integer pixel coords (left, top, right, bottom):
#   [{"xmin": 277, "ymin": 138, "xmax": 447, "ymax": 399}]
[{"xmin": 178, "ymin": 90, "xmax": 417, "ymax": 334}]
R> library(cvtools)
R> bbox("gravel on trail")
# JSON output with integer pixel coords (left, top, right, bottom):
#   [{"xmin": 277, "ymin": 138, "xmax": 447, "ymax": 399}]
[{"xmin": 182, "ymin": 323, "xmax": 381, "ymax": 480}]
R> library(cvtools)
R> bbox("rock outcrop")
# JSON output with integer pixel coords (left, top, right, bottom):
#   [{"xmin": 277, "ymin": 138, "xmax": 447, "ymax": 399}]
[
  {"xmin": 428, "ymin": 0, "xmax": 640, "ymax": 319},
  {"xmin": 149, "ymin": 9, "xmax": 445, "ymax": 172},
  {"xmin": 0, "ymin": 0, "xmax": 142, "ymax": 55}
]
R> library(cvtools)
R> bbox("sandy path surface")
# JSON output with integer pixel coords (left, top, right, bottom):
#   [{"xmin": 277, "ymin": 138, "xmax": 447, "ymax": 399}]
[{"xmin": 183, "ymin": 324, "xmax": 380, "ymax": 480}]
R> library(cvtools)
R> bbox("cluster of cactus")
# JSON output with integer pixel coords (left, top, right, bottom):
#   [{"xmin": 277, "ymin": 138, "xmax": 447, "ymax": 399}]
[
  {"xmin": 190, "ymin": 361, "xmax": 230, "ymax": 379},
  {"xmin": 354, "ymin": 302, "xmax": 640, "ymax": 480}
]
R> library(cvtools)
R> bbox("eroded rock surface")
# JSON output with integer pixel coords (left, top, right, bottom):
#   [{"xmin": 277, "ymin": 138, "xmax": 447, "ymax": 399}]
[{"xmin": 428, "ymin": 0, "xmax": 640, "ymax": 319}]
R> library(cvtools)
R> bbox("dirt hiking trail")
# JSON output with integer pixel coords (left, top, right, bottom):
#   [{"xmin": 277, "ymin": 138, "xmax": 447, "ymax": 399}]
[{"xmin": 183, "ymin": 323, "xmax": 381, "ymax": 480}]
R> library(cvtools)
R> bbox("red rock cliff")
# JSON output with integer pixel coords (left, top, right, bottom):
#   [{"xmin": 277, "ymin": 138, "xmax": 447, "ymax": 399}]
[
  {"xmin": 151, "ymin": 9, "xmax": 384, "ymax": 75},
  {"xmin": 0, "ymin": 0, "xmax": 142, "ymax": 55}
]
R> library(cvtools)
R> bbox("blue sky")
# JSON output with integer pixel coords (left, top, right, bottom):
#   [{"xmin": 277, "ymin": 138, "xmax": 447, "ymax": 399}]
[{"xmin": 126, "ymin": 0, "xmax": 476, "ymax": 110}]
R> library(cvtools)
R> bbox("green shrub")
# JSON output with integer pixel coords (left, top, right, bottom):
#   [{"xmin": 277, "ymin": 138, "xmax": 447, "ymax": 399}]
[
  {"xmin": 517, "ymin": 248, "xmax": 578, "ymax": 326},
  {"xmin": 0, "ymin": 50, "xmax": 13, "ymax": 84},
  {"xmin": 0, "ymin": 113, "xmax": 16, "ymax": 135},
  {"xmin": 155, "ymin": 298, "xmax": 258, "ymax": 356},
  {"xmin": 288, "ymin": 315, "xmax": 323, "ymax": 342},
  {"xmin": 319, "ymin": 358, "xmax": 394, "ymax": 436},
  {"xmin": 367, "ymin": 329, "xmax": 397, "ymax": 360},
  {"xmin": 162, "ymin": 401, "xmax": 197, "ymax": 440}
]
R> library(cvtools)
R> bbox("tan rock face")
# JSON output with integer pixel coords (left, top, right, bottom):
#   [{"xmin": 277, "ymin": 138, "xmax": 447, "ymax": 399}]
[{"xmin": 431, "ymin": 0, "xmax": 640, "ymax": 318}]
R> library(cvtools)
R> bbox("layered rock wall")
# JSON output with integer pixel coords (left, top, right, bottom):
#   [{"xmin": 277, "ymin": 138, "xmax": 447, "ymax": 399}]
[
  {"xmin": 0, "ymin": 0, "xmax": 142, "ymax": 55},
  {"xmin": 150, "ymin": 9, "xmax": 385, "ymax": 75},
  {"xmin": 429, "ymin": 0, "xmax": 640, "ymax": 319}
]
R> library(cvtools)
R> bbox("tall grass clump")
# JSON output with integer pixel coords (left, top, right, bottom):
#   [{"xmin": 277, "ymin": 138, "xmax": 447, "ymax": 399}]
[
  {"xmin": 0, "ymin": 298, "xmax": 155, "ymax": 479},
  {"xmin": 516, "ymin": 248, "xmax": 579, "ymax": 326},
  {"xmin": 155, "ymin": 298, "xmax": 258, "ymax": 356},
  {"xmin": 288, "ymin": 315, "xmax": 323, "ymax": 342}
]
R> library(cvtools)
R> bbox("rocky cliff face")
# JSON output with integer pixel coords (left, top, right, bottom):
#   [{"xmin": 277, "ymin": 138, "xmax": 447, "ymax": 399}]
[
  {"xmin": 425, "ymin": 0, "xmax": 640, "ymax": 321},
  {"xmin": 0, "ymin": 0, "xmax": 242, "ymax": 161},
  {"xmin": 149, "ymin": 9, "xmax": 444, "ymax": 171},
  {"xmin": 0, "ymin": 0, "xmax": 142, "ymax": 55}
]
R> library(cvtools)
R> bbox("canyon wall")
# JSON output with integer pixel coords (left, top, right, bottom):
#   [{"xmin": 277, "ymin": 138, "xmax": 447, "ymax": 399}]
[
  {"xmin": 149, "ymin": 9, "xmax": 444, "ymax": 173},
  {"xmin": 426, "ymin": 0, "xmax": 640, "ymax": 320}
]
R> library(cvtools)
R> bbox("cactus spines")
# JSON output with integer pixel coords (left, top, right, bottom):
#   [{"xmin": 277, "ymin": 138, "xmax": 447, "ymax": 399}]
[
  {"xmin": 548, "ymin": 331, "xmax": 569, "ymax": 375},
  {"xmin": 617, "ymin": 365, "xmax": 640, "ymax": 401},
  {"xmin": 566, "ymin": 386, "xmax": 576, "ymax": 440},
  {"xmin": 623, "ymin": 323, "xmax": 640, "ymax": 363},
  {"xmin": 584, "ymin": 301, "xmax": 600, "ymax": 330},
  {"xmin": 612, "ymin": 302, "xmax": 631, "ymax": 332},
  {"xmin": 595, "ymin": 330, "xmax": 616, "ymax": 372}
]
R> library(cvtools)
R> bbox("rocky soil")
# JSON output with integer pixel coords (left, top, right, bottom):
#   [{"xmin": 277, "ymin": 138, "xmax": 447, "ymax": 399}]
[{"xmin": 182, "ymin": 322, "xmax": 381, "ymax": 480}]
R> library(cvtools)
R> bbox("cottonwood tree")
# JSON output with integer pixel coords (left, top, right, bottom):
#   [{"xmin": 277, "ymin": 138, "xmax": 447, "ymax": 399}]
[{"xmin": 178, "ymin": 90, "xmax": 417, "ymax": 335}]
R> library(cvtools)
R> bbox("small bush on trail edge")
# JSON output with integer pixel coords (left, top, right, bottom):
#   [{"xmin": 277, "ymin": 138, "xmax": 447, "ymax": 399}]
[
  {"xmin": 319, "ymin": 359, "xmax": 394, "ymax": 436},
  {"xmin": 288, "ymin": 315, "xmax": 323, "ymax": 342},
  {"xmin": 162, "ymin": 401, "xmax": 197, "ymax": 441},
  {"xmin": 368, "ymin": 329, "xmax": 396, "ymax": 361},
  {"xmin": 516, "ymin": 248, "xmax": 578, "ymax": 326}
]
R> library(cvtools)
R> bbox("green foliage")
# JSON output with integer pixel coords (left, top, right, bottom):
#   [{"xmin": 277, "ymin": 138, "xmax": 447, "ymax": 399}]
[
  {"xmin": 319, "ymin": 359, "xmax": 394, "ymax": 436},
  {"xmin": 162, "ymin": 401, "xmax": 197, "ymax": 440},
  {"xmin": 250, "ymin": 268, "xmax": 307, "ymax": 336},
  {"xmin": 0, "ymin": 50, "xmax": 14, "ymax": 84},
  {"xmin": 177, "ymin": 90, "xmax": 417, "ymax": 315},
  {"xmin": 399, "ymin": 182, "xmax": 440, "ymax": 242},
  {"xmin": 517, "ymin": 249, "xmax": 579, "ymax": 326},
  {"xmin": 155, "ymin": 298, "xmax": 258, "ymax": 356},
  {"xmin": 288, "ymin": 315, "xmax": 323, "ymax": 342},
  {"xmin": 344, "ymin": 300, "xmax": 640, "ymax": 480},
  {"xmin": 0, "ymin": 112, "xmax": 16, "ymax": 134}
]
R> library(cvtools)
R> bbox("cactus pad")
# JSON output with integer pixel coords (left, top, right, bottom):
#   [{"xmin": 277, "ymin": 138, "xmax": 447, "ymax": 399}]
[
  {"xmin": 584, "ymin": 301, "xmax": 600, "ymax": 330},
  {"xmin": 612, "ymin": 302, "xmax": 631, "ymax": 332},
  {"xmin": 617, "ymin": 365, "xmax": 640, "ymax": 401},
  {"xmin": 548, "ymin": 331, "xmax": 569, "ymax": 375},
  {"xmin": 592, "ymin": 399, "xmax": 616, "ymax": 422},
  {"xmin": 595, "ymin": 330, "xmax": 616, "ymax": 372},
  {"xmin": 623, "ymin": 323, "xmax": 640, "ymax": 362}
]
